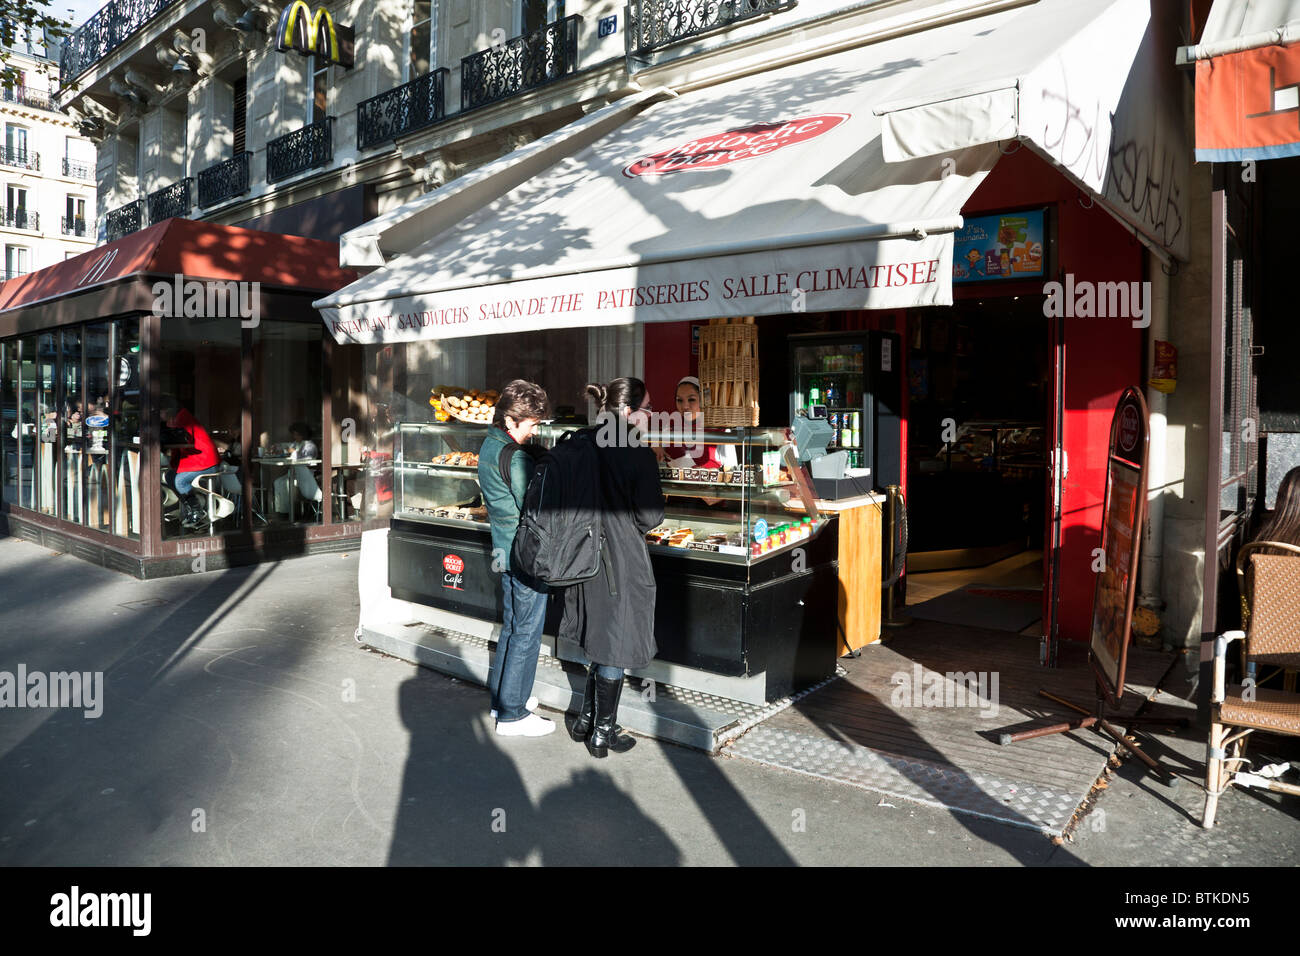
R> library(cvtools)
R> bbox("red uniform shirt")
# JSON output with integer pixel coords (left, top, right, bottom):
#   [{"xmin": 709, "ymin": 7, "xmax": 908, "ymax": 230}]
[{"xmin": 170, "ymin": 408, "xmax": 219, "ymax": 473}]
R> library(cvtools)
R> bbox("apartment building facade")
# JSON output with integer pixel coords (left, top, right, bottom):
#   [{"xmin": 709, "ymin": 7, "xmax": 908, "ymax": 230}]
[{"xmin": 0, "ymin": 33, "xmax": 98, "ymax": 279}]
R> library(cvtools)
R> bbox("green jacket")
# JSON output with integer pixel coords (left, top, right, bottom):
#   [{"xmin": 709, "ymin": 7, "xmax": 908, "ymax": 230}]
[{"xmin": 477, "ymin": 426, "xmax": 534, "ymax": 564}]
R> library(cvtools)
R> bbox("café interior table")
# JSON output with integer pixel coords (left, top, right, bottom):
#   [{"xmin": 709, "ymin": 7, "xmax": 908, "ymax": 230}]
[{"xmin": 252, "ymin": 456, "xmax": 323, "ymax": 524}]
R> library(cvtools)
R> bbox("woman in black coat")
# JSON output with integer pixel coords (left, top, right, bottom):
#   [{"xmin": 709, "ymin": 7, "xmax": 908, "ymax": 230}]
[{"xmin": 561, "ymin": 377, "xmax": 665, "ymax": 757}]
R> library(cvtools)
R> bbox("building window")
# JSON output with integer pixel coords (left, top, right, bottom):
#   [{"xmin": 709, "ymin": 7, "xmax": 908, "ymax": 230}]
[
  {"xmin": 309, "ymin": 57, "xmax": 328, "ymax": 125},
  {"xmin": 521, "ymin": 0, "xmax": 563, "ymax": 34},
  {"xmin": 233, "ymin": 75, "xmax": 247, "ymax": 155},
  {"xmin": 409, "ymin": 0, "xmax": 437, "ymax": 79},
  {"xmin": 4, "ymin": 244, "xmax": 28, "ymax": 277},
  {"xmin": 6, "ymin": 184, "xmax": 28, "ymax": 229},
  {"xmin": 5, "ymin": 124, "xmax": 27, "ymax": 162}
]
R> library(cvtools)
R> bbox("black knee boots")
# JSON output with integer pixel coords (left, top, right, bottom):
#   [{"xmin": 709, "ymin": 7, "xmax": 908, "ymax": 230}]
[
  {"xmin": 586, "ymin": 671, "xmax": 636, "ymax": 758},
  {"xmin": 569, "ymin": 664, "xmax": 597, "ymax": 742}
]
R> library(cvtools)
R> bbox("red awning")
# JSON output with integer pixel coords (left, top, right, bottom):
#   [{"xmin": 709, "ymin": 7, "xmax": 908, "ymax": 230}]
[{"xmin": 0, "ymin": 217, "xmax": 358, "ymax": 315}]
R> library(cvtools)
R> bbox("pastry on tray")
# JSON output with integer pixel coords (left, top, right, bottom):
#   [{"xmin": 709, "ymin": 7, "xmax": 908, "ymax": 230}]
[{"xmin": 667, "ymin": 529, "xmax": 695, "ymax": 547}]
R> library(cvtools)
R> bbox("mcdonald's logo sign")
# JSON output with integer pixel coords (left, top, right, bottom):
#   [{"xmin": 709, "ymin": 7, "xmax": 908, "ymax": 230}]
[{"xmin": 276, "ymin": 1, "xmax": 355, "ymax": 68}]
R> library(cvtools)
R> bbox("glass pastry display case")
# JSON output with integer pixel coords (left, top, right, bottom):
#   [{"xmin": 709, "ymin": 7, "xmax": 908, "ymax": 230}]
[
  {"xmin": 387, "ymin": 420, "xmax": 842, "ymax": 698},
  {"xmin": 391, "ymin": 421, "xmax": 831, "ymax": 565}
]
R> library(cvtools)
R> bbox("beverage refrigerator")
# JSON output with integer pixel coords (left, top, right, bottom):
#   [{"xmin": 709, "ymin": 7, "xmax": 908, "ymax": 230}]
[{"xmin": 787, "ymin": 331, "xmax": 902, "ymax": 490}]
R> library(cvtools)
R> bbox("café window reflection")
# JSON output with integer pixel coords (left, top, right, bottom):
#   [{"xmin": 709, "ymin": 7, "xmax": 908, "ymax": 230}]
[
  {"xmin": 252, "ymin": 320, "xmax": 323, "ymax": 526},
  {"xmin": 112, "ymin": 320, "xmax": 141, "ymax": 539},
  {"xmin": 158, "ymin": 315, "xmax": 241, "ymax": 539},
  {"xmin": 85, "ymin": 324, "xmax": 111, "ymax": 532}
]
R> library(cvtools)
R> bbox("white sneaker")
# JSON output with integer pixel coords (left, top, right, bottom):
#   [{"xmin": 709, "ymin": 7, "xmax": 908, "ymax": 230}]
[
  {"xmin": 490, "ymin": 696, "xmax": 538, "ymax": 719},
  {"xmin": 496, "ymin": 712, "xmax": 556, "ymax": 737}
]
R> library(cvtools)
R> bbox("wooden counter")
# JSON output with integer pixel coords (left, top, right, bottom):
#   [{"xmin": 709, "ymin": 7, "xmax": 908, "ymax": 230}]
[{"xmin": 787, "ymin": 492, "xmax": 884, "ymax": 655}]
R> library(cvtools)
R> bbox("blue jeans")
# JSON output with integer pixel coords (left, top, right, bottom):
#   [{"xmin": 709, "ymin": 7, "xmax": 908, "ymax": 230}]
[
  {"xmin": 174, "ymin": 467, "xmax": 219, "ymax": 495},
  {"xmin": 595, "ymin": 664, "xmax": 623, "ymax": 681},
  {"xmin": 490, "ymin": 571, "xmax": 549, "ymax": 722}
]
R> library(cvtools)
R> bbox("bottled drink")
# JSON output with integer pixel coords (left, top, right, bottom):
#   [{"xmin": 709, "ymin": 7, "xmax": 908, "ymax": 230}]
[
  {"xmin": 825, "ymin": 381, "xmax": 837, "ymax": 407},
  {"xmin": 808, "ymin": 377, "xmax": 821, "ymax": 406}
]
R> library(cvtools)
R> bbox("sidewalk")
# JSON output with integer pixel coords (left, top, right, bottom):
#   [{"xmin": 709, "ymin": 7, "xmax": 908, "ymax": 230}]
[{"xmin": 0, "ymin": 536, "xmax": 1294, "ymax": 866}]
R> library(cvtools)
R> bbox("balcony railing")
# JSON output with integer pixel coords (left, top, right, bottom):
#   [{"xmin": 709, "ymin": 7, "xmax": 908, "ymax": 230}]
[
  {"xmin": 2, "ymin": 269, "xmax": 29, "ymax": 281},
  {"xmin": 2, "ymin": 209, "xmax": 39, "ymax": 231},
  {"xmin": 0, "ymin": 85, "xmax": 54, "ymax": 111},
  {"xmin": 147, "ymin": 178, "xmax": 192, "ymax": 222},
  {"xmin": 358, "ymin": 69, "xmax": 449, "ymax": 151},
  {"xmin": 461, "ymin": 15, "xmax": 581, "ymax": 112},
  {"xmin": 62, "ymin": 158, "xmax": 94, "ymax": 181},
  {"xmin": 627, "ymin": 0, "xmax": 797, "ymax": 55},
  {"xmin": 61, "ymin": 216, "xmax": 89, "ymax": 237},
  {"xmin": 59, "ymin": 0, "xmax": 183, "ymax": 85},
  {"xmin": 105, "ymin": 199, "xmax": 143, "ymax": 241},
  {"xmin": 0, "ymin": 146, "xmax": 39, "ymax": 171},
  {"xmin": 267, "ymin": 117, "xmax": 334, "ymax": 184},
  {"xmin": 197, "ymin": 152, "xmax": 251, "ymax": 208}
]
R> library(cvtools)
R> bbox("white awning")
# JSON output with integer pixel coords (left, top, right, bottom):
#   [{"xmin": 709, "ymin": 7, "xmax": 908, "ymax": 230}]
[
  {"xmin": 876, "ymin": 0, "xmax": 1191, "ymax": 262},
  {"xmin": 314, "ymin": 9, "xmax": 1028, "ymax": 345},
  {"xmin": 1177, "ymin": 0, "xmax": 1300, "ymax": 62}
]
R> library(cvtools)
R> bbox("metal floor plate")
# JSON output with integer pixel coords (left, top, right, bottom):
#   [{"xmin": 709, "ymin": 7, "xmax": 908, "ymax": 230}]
[
  {"xmin": 377, "ymin": 622, "xmax": 847, "ymax": 752},
  {"xmin": 724, "ymin": 725, "xmax": 1084, "ymax": 835}
]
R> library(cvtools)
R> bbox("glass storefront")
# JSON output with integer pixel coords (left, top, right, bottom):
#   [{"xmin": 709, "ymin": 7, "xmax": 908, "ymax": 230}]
[
  {"xmin": 18, "ymin": 335, "xmax": 34, "ymax": 511},
  {"xmin": 1, "ymin": 342, "xmax": 14, "ymax": 505},
  {"xmin": 112, "ymin": 319, "xmax": 141, "ymax": 539},
  {"xmin": 0, "ymin": 323, "xmax": 141, "ymax": 540},
  {"xmin": 158, "ymin": 314, "xmax": 242, "ymax": 540},
  {"xmin": 36, "ymin": 332, "xmax": 55, "ymax": 516},
  {"xmin": 61, "ymin": 327, "xmax": 83, "ymax": 524},
  {"xmin": 251, "ymin": 319, "xmax": 323, "ymax": 527}
]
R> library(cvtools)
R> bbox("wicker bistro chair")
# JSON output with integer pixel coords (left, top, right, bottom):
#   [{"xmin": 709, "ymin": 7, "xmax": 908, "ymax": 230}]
[{"xmin": 1202, "ymin": 543, "xmax": 1300, "ymax": 828}]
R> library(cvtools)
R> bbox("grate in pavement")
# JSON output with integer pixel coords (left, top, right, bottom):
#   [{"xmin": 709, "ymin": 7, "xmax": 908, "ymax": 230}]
[{"xmin": 725, "ymin": 724, "xmax": 1084, "ymax": 835}]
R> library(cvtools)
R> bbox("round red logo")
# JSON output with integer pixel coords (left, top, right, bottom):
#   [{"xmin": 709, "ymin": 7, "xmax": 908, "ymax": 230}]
[
  {"xmin": 623, "ymin": 113, "xmax": 850, "ymax": 178},
  {"xmin": 443, "ymin": 554, "xmax": 464, "ymax": 574},
  {"xmin": 1118, "ymin": 404, "xmax": 1140, "ymax": 453}
]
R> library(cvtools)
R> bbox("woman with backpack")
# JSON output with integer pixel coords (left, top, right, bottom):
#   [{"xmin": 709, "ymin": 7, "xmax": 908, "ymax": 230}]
[
  {"xmin": 479, "ymin": 379, "xmax": 555, "ymax": 737},
  {"xmin": 563, "ymin": 378, "xmax": 665, "ymax": 757}
]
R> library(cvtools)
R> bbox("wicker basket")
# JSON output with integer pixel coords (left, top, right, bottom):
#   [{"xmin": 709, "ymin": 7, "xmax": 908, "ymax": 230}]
[
  {"xmin": 699, "ymin": 317, "xmax": 759, "ymax": 427},
  {"xmin": 699, "ymin": 355, "xmax": 759, "ymax": 381}
]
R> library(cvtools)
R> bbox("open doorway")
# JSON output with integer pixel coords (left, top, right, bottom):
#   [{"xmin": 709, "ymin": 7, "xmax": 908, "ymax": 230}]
[{"xmin": 904, "ymin": 296, "xmax": 1050, "ymax": 635}]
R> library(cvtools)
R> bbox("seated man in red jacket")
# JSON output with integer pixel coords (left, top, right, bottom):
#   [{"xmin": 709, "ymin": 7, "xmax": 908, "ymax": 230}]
[{"xmin": 161, "ymin": 394, "xmax": 220, "ymax": 529}]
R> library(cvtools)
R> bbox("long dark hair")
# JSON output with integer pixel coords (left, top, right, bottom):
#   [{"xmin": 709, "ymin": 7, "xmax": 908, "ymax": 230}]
[
  {"xmin": 1255, "ymin": 466, "xmax": 1300, "ymax": 551},
  {"xmin": 585, "ymin": 377, "xmax": 646, "ymax": 415}
]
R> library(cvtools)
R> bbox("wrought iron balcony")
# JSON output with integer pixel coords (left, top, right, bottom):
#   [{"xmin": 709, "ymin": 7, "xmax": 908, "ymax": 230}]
[
  {"xmin": 105, "ymin": 199, "xmax": 143, "ymax": 241},
  {"xmin": 2, "ymin": 269, "xmax": 29, "ymax": 280},
  {"xmin": 358, "ymin": 69, "xmax": 448, "ymax": 151},
  {"xmin": 2, "ymin": 209, "xmax": 39, "ymax": 231},
  {"xmin": 267, "ymin": 117, "xmax": 334, "ymax": 184},
  {"xmin": 61, "ymin": 216, "xmax": 89, "ymax": 237},
  {"xmin": 59, "ymin": 0, "xmax": 183, "ymax": 85},
  {"xmin": 62, "ymin": 158, "xmax": 95, "ymax": 180},
  {"xmin": 147, "ymin": 178, "xmax": 192, "ymax": 222},
  {"xmin": 0, "ymin": 146, "xmax": 39, "ymax": 171},
  {"xmin": 197, "ymin": 152, "xmax": 251, "ymax": 208},
  {"xmin": 0, "ymin": 85, "xmax": 54, "ymax": 111},
  {"xmin": 627, "ymin": 0, "xmax": 797, "ymax": 55},
  {"xmin": 461, "ymin": 15, "xmax": 581, "ymax": 112}
]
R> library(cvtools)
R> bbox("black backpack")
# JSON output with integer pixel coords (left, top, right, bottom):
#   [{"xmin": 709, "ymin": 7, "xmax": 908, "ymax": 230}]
[{"xmin": 507, "ymin": 430, "xmax": 603, "ymax": 585}]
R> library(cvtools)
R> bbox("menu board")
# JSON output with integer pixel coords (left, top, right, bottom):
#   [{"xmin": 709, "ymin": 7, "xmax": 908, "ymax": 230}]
[
  {"xmin": 1088, "ymin": 389, "xmax": 1148, "ymax": 701},
  {"xmin": 953, "ymin": 209, "xmax": 1046, "ymax": 284}
]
